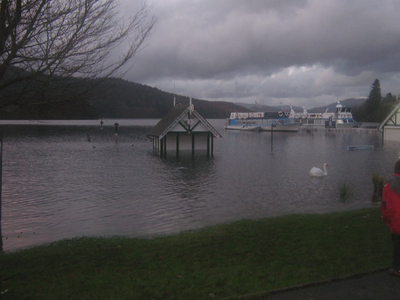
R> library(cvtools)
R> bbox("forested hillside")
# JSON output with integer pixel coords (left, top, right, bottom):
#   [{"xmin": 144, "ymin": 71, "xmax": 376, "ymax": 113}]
[
  {"xmin": 2, "ymin": 74, "xmax": 390, "ymax": 121},
  {"xmin": 0, "ymin": 76, "xmax": 248, "ymax": 119},
  {"xmin": 87, "ymin": 78, "xmax": 248, "ymax": 119}
]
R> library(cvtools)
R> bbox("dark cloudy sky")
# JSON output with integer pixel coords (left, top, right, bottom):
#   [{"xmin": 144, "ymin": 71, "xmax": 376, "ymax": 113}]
[{"xmin": 121, "ymin": 0, "xmax": 400, "ymax": 108}]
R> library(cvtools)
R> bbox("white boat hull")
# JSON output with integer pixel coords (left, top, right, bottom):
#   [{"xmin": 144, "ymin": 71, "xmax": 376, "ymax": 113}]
[
  {"xmin": 225, "ymin": 123, "xmax": 302, "ymax": 132},
  {"xmin": 260, "ymin": 123, "xmax": 302, "ymax": 132},
  {"xmin": 300, "ymin": 119, "xmax": 362, "ymax": 128},
  {"xmin": 239, "ymin": 126, "xmax": 260, "ymax": 131}
]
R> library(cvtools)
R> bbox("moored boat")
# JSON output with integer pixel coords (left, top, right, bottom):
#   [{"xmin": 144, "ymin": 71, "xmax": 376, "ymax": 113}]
[
  {"xmin": 225, "ymin": 108, "xmax": 302, "ymax": 132},
  {"xmin": 297, "ymin": 101, "xmax": 362, "ymax": 128},
  {"xmin": 347, "ymin": 145, "xmax": 374, "ymax": 151}
]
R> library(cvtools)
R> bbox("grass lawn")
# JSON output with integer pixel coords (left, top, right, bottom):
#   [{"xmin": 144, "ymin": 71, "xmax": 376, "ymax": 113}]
[{"xmin": 0, "ymin": 207, "xmax": 392, "ymax": 299}]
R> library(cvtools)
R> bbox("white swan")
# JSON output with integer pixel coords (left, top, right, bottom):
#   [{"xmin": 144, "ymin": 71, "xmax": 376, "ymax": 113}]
[{"xmin": 309, "ymin": 163, "xmax": 328, "ymax": 177}]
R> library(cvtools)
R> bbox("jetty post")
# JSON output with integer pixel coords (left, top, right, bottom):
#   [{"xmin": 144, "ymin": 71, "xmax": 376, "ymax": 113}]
[
  {"xmin": 114, "ymin": 123, "xmax": 119, "ymax": 143},
  {"xmin": 270, "ymin": 121, "xmax": 276, "ymax": 153}
]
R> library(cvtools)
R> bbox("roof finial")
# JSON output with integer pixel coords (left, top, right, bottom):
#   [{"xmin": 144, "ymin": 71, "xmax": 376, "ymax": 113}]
[{"xmin": 189, "ymin": 94, "xmax": 194, "ymax": 113}]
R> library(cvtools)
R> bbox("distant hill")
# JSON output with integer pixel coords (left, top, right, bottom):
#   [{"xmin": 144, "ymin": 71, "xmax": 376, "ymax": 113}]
[
  {"xmin": 236, "ymin": 103, "xmax": 279, "ymax": 111},
  {"xmin": 0, "ymin": 75, "xmax": 249, "ymax": 119},
  {"xmin": 0, "ymin": 68, "xmax": 368, "ymax": 120},
  {"xmin": 306, "ymin": 98, "xmax": 367, "ymax": 113},
  {"xmin": 236, "ymin": 102, "xmax": 304, "ymax": 112},
  {"xmin": 88, "ymin": 78, "xmax": 249, "ymax": 119}
]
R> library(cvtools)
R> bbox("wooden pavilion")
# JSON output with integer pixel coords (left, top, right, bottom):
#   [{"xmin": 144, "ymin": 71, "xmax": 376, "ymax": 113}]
[{"xmin": 147, "ymin": 104, "xmax": 221, "ymax": 157}]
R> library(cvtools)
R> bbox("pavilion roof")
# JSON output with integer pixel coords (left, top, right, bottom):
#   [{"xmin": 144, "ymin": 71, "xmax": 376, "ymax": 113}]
[{"xmin": 147, "ymin": 104, "xmax": 221, "ymax": 139}]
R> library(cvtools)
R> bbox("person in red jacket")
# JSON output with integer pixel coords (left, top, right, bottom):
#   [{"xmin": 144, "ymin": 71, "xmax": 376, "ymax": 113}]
[{"xmin": 382, "ymin": 159, "xmax": 400, "ymax": 276}]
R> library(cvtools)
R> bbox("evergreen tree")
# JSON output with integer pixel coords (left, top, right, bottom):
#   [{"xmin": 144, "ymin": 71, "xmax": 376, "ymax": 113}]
[
  {"xmin": 383, "ymin": 93, "xmax": 396, "ymax": 104},
  {"xmin": 365, "ymin": 79, "xmax": 382, "ymax": 122}
]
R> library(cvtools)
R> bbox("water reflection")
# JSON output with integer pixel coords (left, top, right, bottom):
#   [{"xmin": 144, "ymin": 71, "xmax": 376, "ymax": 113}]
[{"xmin": 1, "ymin": 121, "xmax": 398, "ymax": 251}]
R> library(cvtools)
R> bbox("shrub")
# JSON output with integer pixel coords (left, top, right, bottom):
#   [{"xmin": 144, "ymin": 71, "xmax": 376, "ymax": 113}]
[
  {"xmin": 371, "ymin": 172, "xmax": 386, "ymax": 197},
  {"xmin": 337, "ymin": 182, "xmax": 354, "ymax": 203}
]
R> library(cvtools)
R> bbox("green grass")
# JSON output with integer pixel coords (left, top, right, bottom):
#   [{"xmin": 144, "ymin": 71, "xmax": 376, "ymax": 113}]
[{"xmin": 0, "ymin": 208, "xmax": 392, "ymax": 300}]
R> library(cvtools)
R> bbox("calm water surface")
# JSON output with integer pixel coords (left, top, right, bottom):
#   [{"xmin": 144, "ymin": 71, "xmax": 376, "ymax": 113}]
[{"xmin": 1, "ymin": 119, "xmax": 399, "ymax": 251}]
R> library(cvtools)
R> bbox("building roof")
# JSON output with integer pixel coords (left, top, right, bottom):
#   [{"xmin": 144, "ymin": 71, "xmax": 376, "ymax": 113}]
[
  {"xmin": 378, "ymin": 101, "xmax": 400, "ymax": 132},
  {"xmin": 147, "ymin": 104, "xmax": 222, "ymax": 139}
]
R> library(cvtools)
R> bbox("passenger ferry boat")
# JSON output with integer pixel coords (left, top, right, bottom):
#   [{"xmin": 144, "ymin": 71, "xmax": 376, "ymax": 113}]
[
  {"xmin": 298, "ymin": 101, "xmax": 362, "ymax": 128},
  {"xmin": 225, "ymin": 108, "xmax": 302, "ymax": 132}
]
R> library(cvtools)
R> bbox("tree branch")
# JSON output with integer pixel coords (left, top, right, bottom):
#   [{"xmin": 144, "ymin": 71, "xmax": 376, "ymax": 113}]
[{"xmin": 0, "ymin": 0, "xmax": 156, "ymax": 115}]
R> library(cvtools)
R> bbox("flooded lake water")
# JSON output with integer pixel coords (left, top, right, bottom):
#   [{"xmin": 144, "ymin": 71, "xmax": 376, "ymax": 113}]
[{"xmin": 1, "ymin": 119, "xmax": 399, "ymax": 251}]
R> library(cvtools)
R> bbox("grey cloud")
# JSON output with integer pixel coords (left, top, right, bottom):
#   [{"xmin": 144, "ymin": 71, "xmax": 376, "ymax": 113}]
[{"xmin": 123, "ymin": 0, "xmax": 400, "ymax": 107}]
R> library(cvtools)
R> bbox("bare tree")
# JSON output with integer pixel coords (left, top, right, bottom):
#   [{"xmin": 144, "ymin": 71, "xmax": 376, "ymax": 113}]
[
  {"xmin": 0, "ymin": 0, "xmax": 156, "ymax": 113},
  {"xmin": 0, "ymin": 0, "xmax": 155, "ymax": 251}
]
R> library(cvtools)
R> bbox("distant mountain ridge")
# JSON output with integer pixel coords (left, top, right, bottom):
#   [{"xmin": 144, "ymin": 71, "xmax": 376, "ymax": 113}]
[
  {"xmin": 87, "ymin": 78, "xmax": 250, "ymax": 119},
  {"xmin": 91, "ymin": 80, "xmax": 368, "ymax": 118},
  {"xmin": 0, "ymin": 76, "xmax": 249, "ymax": 119},
  {"xmin": 306, "ymin": 98, "xmax": 367, "ymax": 113},
  {"xmin": 91, "ymin": 81, "xmax": 369, "ymax": 119},
  {"xmin": 0, "ymin": 69, "xmax": 368, "ymax": 119}
]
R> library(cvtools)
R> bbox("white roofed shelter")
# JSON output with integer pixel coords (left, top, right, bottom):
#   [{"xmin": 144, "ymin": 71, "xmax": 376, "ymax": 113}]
[
  {"xmin": 147, "ymin": 103, "xmax": 221, "ymax": 157},
  {"xmin": 378, "ymin": 101, "xmax": 400, "ymax": 142}
]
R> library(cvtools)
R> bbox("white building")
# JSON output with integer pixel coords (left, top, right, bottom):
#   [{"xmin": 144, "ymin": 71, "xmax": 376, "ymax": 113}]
[{"xmin": 378, "ymin": 101, "xmax": 400, "ymax": 142}]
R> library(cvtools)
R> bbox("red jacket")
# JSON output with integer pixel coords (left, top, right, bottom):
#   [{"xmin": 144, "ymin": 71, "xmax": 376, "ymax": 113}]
[{"xmin": 382, "ymin": 174, "xmax": 400, "ymax": 235}]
